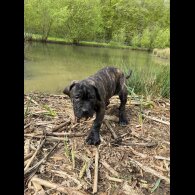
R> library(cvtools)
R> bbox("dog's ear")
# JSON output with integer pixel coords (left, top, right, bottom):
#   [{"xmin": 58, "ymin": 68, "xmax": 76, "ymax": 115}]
[
  {"xmin": 63, "ymin": 80, "xmax": 78, "ymax": 97},
  {"xmin": 93, "ymin": 86, "xmax": 101, "ymax": 101}
]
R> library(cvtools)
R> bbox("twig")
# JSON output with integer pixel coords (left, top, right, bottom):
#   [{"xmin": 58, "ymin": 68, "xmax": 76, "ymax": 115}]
[
  {"xmin": 24, "ymin": 159, "xmax": 30, "ymax": 166},
  {"xmin": 24, "ymin": 139, "xmax": 31, "ymax": 155},
  {"xmin": 24, "ymin": 151, "xmax": 34, "ymax": 161},
  {"xmin": 52, "ymin": 121, "xmax": 70, "ymax": 132},
  {"xmin": 24, "ymin": 133, "xmax": 85, "ymax": 139},
  {"xmin": 47, "ymin": 132, "xmax": 85, "ymax": 137},
  {"xmin": 93, "ymin": 148, "xmax": 99, "ymax": 194},
  {"xmin": 24, "ymin": 141, "xmax": 60, "ymax": 176},
  {"xmin": 25, "ymin": 95, "xmax": 40, "ymax": 106},
  {"xmin": 30, "ymin": 177, "xmax": 87, "ymax": 195},
  {"xmin": 128, "ymin": 147, "xmax": 147, "ymax": 158},
  {"xmin": 51, "ymin": 170, "xmax": 82, "ymax": 189},
  {"xmin": 35, "ymin": 121, "xmax": 55, "ymax": 126},
  {"xmin": 163, "ymin": 160, "xmax": 170, "ymax": 171},
  {"xmin": 104, "ymin": 120, "xmax": 118, "ymax": 139},
  {"xmin": 24, "ymin": 123, "xmax": 31, "ymax": 129},
  {"xmin": 154, "ymin": 155, "xmax": 170, "ymax": 161},
  {"xmin": 112, "ymin": 141, "xmax": 157, "ymax": 147},
  {"xmin": 31, "ymin": 175, "xmax": 46, "ymax": 195},
  {"xmin": 142, "ymin": 114, "xmax": 170, "ymax": 125},
  {"xmin": 101, "ymin": 160, "xmax": 119, "ymax": 177},
  {"xmin": 129, "ymin": 158, "xmax": 170, "ymax": 183},
  {"xmin": 104, "ymin": 120, "xmax": 122, "ymax": 145},
  {"xmin": 24, "ymin": 138, "xmax": 46, "ymax": 171},
  {"xmin": 106, "ymin": 174, "xmax": 123, "ymax": 183},
  {"xmin": 86, "ymin": 159, "xmax": 92, "ymax": 181}
]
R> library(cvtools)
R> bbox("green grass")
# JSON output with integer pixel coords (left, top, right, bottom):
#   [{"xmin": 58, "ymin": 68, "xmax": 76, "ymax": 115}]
[{"xmin": 122, "ymin": 63, "xmax": 170, "ymax": 98}]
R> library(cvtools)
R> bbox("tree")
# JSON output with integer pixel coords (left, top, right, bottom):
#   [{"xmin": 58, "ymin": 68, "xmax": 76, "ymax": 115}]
[{"xmin": 63, "ymin": 0, "xmax": 102, "ymax": 43}]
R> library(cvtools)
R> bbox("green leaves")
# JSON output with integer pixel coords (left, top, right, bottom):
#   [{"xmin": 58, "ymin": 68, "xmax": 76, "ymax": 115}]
[
  {"xmin": 25, "ymin": 0, "xmax": 169, "ymax": 48},
  {"xmin": 151, "ymin": 178, "xmax": 161, "ymax": 193}
]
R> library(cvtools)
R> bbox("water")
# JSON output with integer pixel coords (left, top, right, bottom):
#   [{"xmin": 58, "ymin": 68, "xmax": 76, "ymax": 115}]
[{"xmin": 24, "ymin": 42, "xmax": 169, "ymax": 94}]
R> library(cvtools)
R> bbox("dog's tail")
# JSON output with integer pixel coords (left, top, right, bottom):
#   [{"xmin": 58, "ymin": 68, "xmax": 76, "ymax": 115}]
[{"xmin": 125, "ymin": 69, "xmax": 132, "ymax": 79}]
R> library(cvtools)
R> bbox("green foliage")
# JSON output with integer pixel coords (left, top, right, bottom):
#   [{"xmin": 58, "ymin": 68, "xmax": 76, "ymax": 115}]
[
  {"xmin": 25, "ymin": 0, "xmax": 170, "ymax": 48},
  {"xmin": 43, "ymin": 104, "xmax": 57, "ymax": 117},
  {"xmin": 153, "ymin": 28, "xmax": 170, "ymax": 48},
  {"xmin": 123, "ymin": 63, "xmax": 170, "ymax": 98},
  {"xmin": 140, "ymin": 28, "xmax": 151, "ymax": 48}
]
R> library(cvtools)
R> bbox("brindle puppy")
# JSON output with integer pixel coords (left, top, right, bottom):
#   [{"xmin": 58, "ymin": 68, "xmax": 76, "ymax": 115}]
[{"xmin": 63, "ymin": 66, "xmax": 132, "ymax": 145}]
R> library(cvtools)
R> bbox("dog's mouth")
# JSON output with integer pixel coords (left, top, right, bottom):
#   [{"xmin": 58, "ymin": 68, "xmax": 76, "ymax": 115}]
[
  {"xmin": 74, "ymin": 111, "xmax": 94, "ymax": 120},
  {"xmin": 82, "ymin": 112, "xmax": 94, "ymax": 119}
]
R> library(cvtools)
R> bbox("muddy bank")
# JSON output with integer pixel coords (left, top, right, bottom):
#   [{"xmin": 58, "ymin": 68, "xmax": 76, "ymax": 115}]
[{"xmin": 24, "ymin": 93, "xmax": 170, "ymax": 195}]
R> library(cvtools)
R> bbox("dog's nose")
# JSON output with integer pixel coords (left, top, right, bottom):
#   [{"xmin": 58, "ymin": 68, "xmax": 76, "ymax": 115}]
[{"xmin": 82, "ymin": 109, "xmax": 89, "ymax": 115}]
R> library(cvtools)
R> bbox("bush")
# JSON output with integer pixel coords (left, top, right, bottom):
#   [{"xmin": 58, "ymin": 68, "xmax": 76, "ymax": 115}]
[{"xmin": 153, "ymin": 28, "xmax": 170, "ymax": 48}]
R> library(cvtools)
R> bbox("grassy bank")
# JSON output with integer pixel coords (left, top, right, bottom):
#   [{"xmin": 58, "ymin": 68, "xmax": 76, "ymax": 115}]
[
  {"xmin": 122, "ymin": 64, "xmax": 170, "ymax": 98},
  {"xmin": 24, "ymin": 33, "xmax": 150, "ymax": 51},
  {"xmin": 153, "ymin": 48, "xmax": 170, "ymax": 59}
]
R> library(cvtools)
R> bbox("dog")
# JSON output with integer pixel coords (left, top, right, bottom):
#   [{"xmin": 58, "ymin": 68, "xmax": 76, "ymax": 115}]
[{"xmin": 63, "ymin": 66, "xmax": 132, "ymax": 145}]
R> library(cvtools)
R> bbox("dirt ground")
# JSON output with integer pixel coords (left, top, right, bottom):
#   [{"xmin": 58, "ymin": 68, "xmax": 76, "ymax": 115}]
[{"xmin": 24, "ymin": 93, "xmax": 170, "ymax": 195}]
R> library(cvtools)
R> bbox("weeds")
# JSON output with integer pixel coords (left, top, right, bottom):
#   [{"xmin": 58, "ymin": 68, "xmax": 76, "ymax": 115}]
[
  {"xmin": 43, "ymin": 104, "xmax": 57, "ymax": 117},
  {"xmin": 122, "ymin": 63, "xmax": 170, "ymax": 98},
  {"xmin": 64, "ymin": 136, "xmax": 71, "ymax": 160}
]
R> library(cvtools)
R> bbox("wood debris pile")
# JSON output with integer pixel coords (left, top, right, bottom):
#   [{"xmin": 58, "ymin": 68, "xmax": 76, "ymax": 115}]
[{"xmin": 24, "ymin": 93, "xmax": 170, "ymax": 195}]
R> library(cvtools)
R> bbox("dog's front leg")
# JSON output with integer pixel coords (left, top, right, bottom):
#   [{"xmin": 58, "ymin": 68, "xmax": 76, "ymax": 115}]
[{"xmin": 86, "ymin": 103, "xmax": 105, "ymax": 145}]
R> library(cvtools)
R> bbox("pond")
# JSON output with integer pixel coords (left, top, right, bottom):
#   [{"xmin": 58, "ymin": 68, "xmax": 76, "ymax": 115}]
[{"xmin": 24, "ymin": 42, "xmax": 169, "ymax": 94}]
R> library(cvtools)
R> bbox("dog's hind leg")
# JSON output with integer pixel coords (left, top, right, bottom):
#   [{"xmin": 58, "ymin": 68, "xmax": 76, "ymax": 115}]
[{"xmin": 118, "ymin": 75, "xmax": 128, "ymax": 126}]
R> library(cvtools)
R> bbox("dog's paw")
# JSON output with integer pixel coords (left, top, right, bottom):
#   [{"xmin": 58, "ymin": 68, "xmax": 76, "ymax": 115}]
[
  {"xmin": 119, "ymin": 118, "xmax": 128, "ymax": 126},
  {"xmin": 86, "ymin": 131, "xmax": 100, "ymax": 145}
]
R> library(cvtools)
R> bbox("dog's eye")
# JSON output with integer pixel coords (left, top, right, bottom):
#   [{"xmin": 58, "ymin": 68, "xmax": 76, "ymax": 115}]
[{"xmin": 75, "ymin": 96, "xmax": 80, "ymax": 100}]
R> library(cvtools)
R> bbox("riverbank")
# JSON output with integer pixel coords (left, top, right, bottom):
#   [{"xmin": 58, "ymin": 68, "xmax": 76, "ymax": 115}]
[
  {"xmin": 24, "ymin": 33, "xmax": 150, "ymax": 51},
  {"xmin": 24, "ymin": 93, "xmax": 170, "ymax": 195}
]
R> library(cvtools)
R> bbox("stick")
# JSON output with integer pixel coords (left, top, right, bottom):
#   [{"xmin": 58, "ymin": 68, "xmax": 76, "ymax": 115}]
[
  {"xmin": 129, "ymin": 158, "xmax": 170, "ymax": 183},
  {"xmin": 128, "ymin": 147, "xmax": 147, "ymax": 158},
  {"xmin": 25, "ymin": 95, "xmax": 40, "ymax": 106},
  {"xmin": 35, "ymin": 121, "xmax": 55, "ymax": 126},
  {"xmin": 24, "ymin": 141, "xmax": 60, "ymax": 176},
  {"xmin": 101, "ymin": 160, "xmax": 119, "ymax": 177},
  {"xmin": 31, "ymin": 177, "xmax": 87, "ymax": 195},
  {"xmin": 142, "ymin": 114, "xmax": 170, "ymax": 125},
  {"xmin": 93, "ymin": 148, "xmax": 99, "ymax": 194},
  {"xmin": 31, "ymin": 175, "xmax": 46, "ymax": 195},
  {"xmin": 24, "ymin": 151, "xmax": 34, "ymax": 161},
  {"xmin": 51, "ymin": 170, "xmax": 82, "ymax": 189},
  {"xmin": 24, "ymin": 123, "xmax": 31, "ymax": 129},
  {"xmin": 112, "ymin": 141, "xmax": 157, "ymax": 147},
  {"xmin": 104, "ymin": 120, "xmax": 122, "ymax": 145},
  {"xmin": 52, "ymin": 121, "xmax": 70, "ymax": 132},
  {"xmin": 24, "ymin": 134, "xmax": 84, "ymax": 140},
  {"xmin": 47, "ymin": 132, "xmax": 85, "ymax": 137},
  {"xmin": 154, "ymin": 156, "xmax": 170, "ymax": 161},
  {"xmin": 104, "ymin": 120, "xmax": 118, "ymax": 139},
  {"xmin": 24, "ymin": 139, "xmax": 31, "ymax": 155},
  {"xmin": 106, "ymin": 174, "xmax": 123, "ymax": 183},
  {"xmin": 24, "ymin": 138, "xmax": 46, "ymax": 171}
]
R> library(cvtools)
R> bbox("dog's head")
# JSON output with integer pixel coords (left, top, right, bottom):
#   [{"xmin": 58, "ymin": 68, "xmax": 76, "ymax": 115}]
[{"xmin": 63, "ymin": 80, "xmax": 101, "ymax": 119}]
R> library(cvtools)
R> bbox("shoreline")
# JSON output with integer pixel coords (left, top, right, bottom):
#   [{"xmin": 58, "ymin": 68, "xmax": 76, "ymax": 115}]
[
  {"xmin": 24, "ymin": 34, "xmax": 151, "ymax": 51},
  {"xmin": 25, "ymin": 37, "xmax": 170, "ymax": 58}
]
